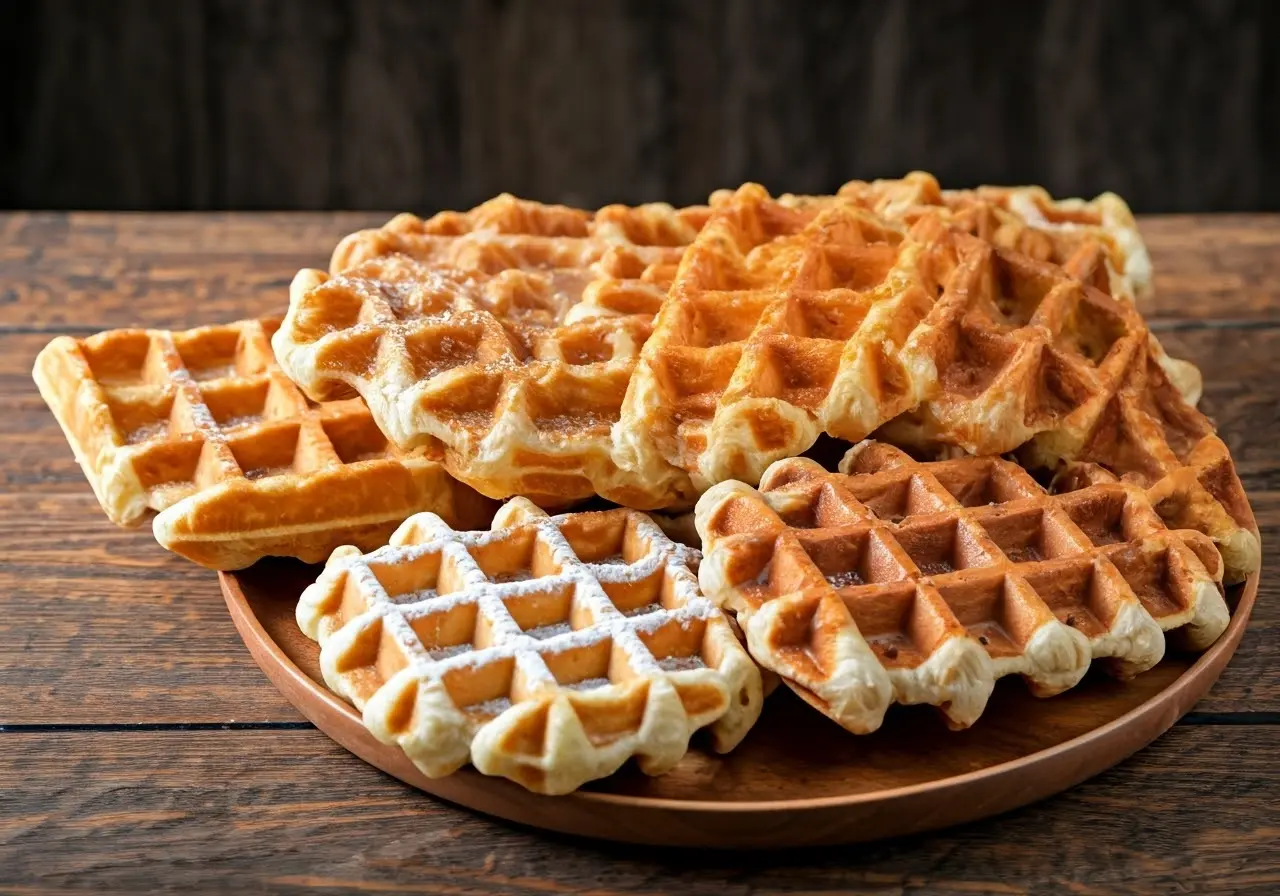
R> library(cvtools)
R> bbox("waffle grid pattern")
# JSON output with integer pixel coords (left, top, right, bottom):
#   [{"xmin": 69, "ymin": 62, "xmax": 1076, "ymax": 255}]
[
  {"xmin": 32, "ymin": 317, "xmax": 493, "ymax": 568},
  {"xmin": 877, "ymin": 226, "xmax": 1151, "ymax": 456},
  {"xmin": 274, "ymin": 195, "xmax": 712, "ymax": 508},
  {"xmin": 695, "ymin": 442, "xmax": 1227, "ymax": 735},
  {"xmin": 615, "ymin": 180, "xmax": 1255, "ymax": 581},
  {"xmin": 828, "ymin": 171, "xmax": 1202, "ymax": 404},
  {"xmin": 296, "ymin": 498, "xmax": 762, "ymax": 794},
  {"xmin": 877, "ymin": 216, "xmax": 1257, "ymax": 582},
  {"xmin": 617, "ymin": 186, "xmax": 937, "ymax": 496}
]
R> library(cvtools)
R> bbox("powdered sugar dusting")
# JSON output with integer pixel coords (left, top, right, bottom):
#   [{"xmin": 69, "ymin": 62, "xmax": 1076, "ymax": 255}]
[
  {"xmin": 220, "ymin": 414, "xmax": 263, "ymax": 431},
  {"xmin": 469, "ymin": 696, "xmax": 512, "ymax": 717},
  {"xmin": 428, "ymin": 643, "xmax": 472, "ymax": 660},
  {"xmin": 390, "ymin": 587, "xmax": 437, "ymax": 605},
  {"xmin": 127, "ymin": 421, "xmax": 169, "ymax": 444},
  {"xmin": 316, "ymin": 504, "xmax": 731, "ymax": 729},
  {"xmin": 565, "ymin": 677, "xmax": 611, "ymax": 691},
  {"xmin": 525, "ymin": 621, "xmax": 572, "ymax": 641},
  {"xmin": 826, "ymin": 569, "xmax": 865, "ymax": 588},
  {"xmin": 622, "ymin": 601, "xmax": 663, "ymax": 617},
  {"xmin": 658, "ymin": 655, "xmax": 706, "ymax": 672}
]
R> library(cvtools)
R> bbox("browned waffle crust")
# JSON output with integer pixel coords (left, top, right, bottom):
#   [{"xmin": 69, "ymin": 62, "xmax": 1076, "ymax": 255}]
[
  {"xmin": 297, "ymin": 497, "xmax": 762, "ymax": 793},
  {"xmin": 696, "ymin": 441, "xmax": 1228, "ymax": 734},
  {"xmin": 274, "ymin": 195, "xmax": 712, "ymax": 509},
  {"xmin": 620, "ymin": 182, "xmax": 1256, "ymax": 580},
  {"xmin": 33, "ymin": 317, "xmax": 495, "ymax": 569}
]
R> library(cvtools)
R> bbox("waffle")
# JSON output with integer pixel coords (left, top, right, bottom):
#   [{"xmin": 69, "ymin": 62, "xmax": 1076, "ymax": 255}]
[
  {"xmin": 875, "ymin": 222, "xmax": 1153, "ymax": 455},
  {"xmin": 616, "ymin": 182, "xmax": 1255, "ymax": 579},
  {"xmin": 828, "ymin": 171, "xmax": 1202, "ymax": 404},
  {"xmin": 695, "ymin": 442, "xmax": 1229, "ymax": 734},
  {"xmin": 873, "ymin": 220, "xmax": 1259, "ymax": 583},
  {"xmin": 616, "ymin": 184, "xmax": 937, "ymax": 496},
  {"xmin": 831, "ymin": 172, "xmax": 1150, "ymax": 290},
  {"xmin": 273, "ymin": 194, "xmax": 711, "ymax": 508},
  {"xmin": 1044, "ymin": 434, "xmax": 1258, "ymax": 585},
  {"xmin": 296, "ymin": 497, "xmax": 763, "ymax": 794},
  {"xmin": 33, "ymin": 318, "xmax": 496, "ymax": 569}
]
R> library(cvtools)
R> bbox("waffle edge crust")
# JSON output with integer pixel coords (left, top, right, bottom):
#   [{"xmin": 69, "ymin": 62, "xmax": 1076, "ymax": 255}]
[
  {"xmin": 695, "ymin": 441, "xmax": 1228, "ymax": 735},
  {"xmin": 272, "ymin": 195, "xmax": 713, "ymax": 510},
  {"xmin": 296, "ymin": 498, "xmax": 763, "ymax": 795},
  {"xmin": 32, "ymin": 317, "xmax": 496, "ymax": 569}
]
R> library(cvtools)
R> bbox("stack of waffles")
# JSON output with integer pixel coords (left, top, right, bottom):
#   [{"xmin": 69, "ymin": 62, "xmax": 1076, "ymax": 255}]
[{"xmin": 35, "ymin": 174, "xmax": 1257, "ymax": 794}]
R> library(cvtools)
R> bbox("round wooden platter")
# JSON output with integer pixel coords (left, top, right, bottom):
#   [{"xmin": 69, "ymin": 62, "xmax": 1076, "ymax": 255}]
[{"xmin": 221, "ymin": 561, "xmax": 1257, "ymax": 848}]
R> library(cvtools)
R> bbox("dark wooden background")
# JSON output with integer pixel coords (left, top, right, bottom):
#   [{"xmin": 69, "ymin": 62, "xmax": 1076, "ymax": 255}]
[{"xmin": 2, "ymin": 0, "xmax": 1278, "ymax": 214}]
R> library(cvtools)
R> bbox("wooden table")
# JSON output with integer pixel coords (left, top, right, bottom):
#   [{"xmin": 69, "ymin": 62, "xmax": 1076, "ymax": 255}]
[{"xmin": 2, "ymin": 213, "xmax": 1277, "ymax": 895}]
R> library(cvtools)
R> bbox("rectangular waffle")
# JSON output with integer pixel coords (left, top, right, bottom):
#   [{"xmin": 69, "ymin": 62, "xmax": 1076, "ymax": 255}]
[
  {"xmin": 296, "ymin": 498, "xmax": 763, "ymax": 794},
  {"xmin": 695, "ymin": 441, "xmax": 1228, "ymax": 735},
  {"xmin": 273, "ymin": 194, "xmax": 712, "ymax": 510},
  {"xmin": 33, "ymin": 317, "xmax": 496, "ymax": 569}
]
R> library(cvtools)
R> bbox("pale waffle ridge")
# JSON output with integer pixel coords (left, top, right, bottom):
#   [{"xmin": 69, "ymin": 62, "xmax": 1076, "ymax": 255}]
[
  {"xmin": 695, "ymin": 441, "xmax": 1228, "ymax": 735},
  {"xmin": 274, "ymin": 194, "xmax": 711, "ymax": 509},
  {"xmin": 32, "ymin": 317, "xmax": 495, "ymax": 569},
  {"xmin": 296, "ymin": 497, "xmax": 763, "ymax": 795}
]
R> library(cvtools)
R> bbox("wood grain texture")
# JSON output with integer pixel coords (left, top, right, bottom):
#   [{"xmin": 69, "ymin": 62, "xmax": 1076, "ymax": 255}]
[
  {"xmin": 0, "ymin": 212, "xmax": 380, "ymax": 330},
  {"xmin": 2, "ymin": 727, "xmax": 1278, "ymax": 894},
  {"xmin": 1144, "ymin": 217, "xmax": 1280, "ymax": 322},
  {"xmin": 3, "ymin": 0, "xmax": 1278, "ymax": 214}
]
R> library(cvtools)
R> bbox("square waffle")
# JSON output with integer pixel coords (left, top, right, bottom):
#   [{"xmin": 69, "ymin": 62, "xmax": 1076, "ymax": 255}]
[
  {"xmin": 616, "ymin": 184, "xmax": 937, "ymax": 497},
  {"xmin": 876, "ymin": 223, "xmax": 1153, "ymax": 456},
  {"xmin": 33, "ymin": 317, "xmax": 496, "ymax": 569},
  {"xmin": 296, "ymin": 497, "xmax": 763, "ymax": 794},
  {"xmin": 273, "ymin": 194, "xmax": 712, "ymax": 509},
  {"xmin": 695, "ymin": 441, "xmax": 1228, "ymax": 735}
]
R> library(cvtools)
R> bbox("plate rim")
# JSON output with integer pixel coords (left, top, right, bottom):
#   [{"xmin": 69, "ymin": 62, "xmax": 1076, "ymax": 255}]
[{"xmin": 219, "ymin": 560, "xmax": 1259, "ymax": 815}]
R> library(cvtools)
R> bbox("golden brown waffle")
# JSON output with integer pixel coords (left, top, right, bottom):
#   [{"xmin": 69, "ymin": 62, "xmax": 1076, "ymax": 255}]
[
  {"xmin": 616, "ymin": 184, "xmax": 937, "ymax": 497},
  {"xmin": 617, "ymin": 182, "xmax": 1255, "ymax": 580},
  {"xmin": 274, "ymin": 195, "xmax": 711, "ymax": 509},
  {"xmin": 33, "ymin": 318, "xmax": 496, "ymax": 569},
  {"xmin": 833, "ymin": 171, "xmax": 1152, "ymax": 291},
  {"xmin": 876, "ymin": 224, "xmax": 1154, "ymax": 456},
  {"xmin": 296, "ymin": 497, "xmax": 763, "ymax": 794},
  {"xmin": 828, "ymin": 171, "xmax": 1202, "ymax": 403},
  {"xmin": 695, "ymin": 442, "xmax": 1229, "ymax": 734},
  {"xmin": 1043, "ymin": 430, "xmax": 1258, "ymax": 585},
  {"xmin": 873, "ymin": 221, "xmax": 1258, "ymax": 583}
]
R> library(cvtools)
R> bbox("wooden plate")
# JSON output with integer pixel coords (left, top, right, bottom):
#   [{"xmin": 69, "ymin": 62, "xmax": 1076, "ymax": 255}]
[{"xmin": 221, "ymin": 561, "xmax": 1257, "ymax": 847}]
